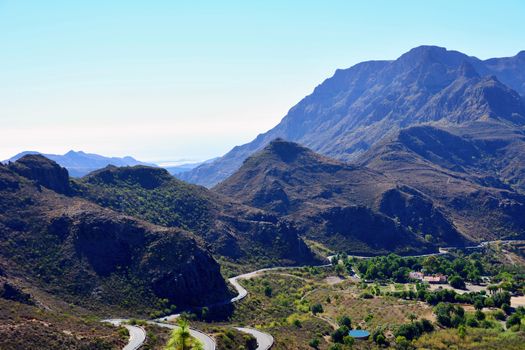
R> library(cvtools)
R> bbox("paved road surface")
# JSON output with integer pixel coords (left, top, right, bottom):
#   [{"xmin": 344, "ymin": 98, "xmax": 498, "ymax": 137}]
[
  {"xmin": 235, "ymin": 327, "xmax": 274, "ymax": 350},
  {"xmin": 103, "ymin": 320, "xmax": 146, "ymax": 350},
  {"xmin": 123, "ymin": 325, "xmax": 146, "ymax": 350},
  {"xmin": 149, "ymin": 321, "xmax": 216, "ymax": 350}
]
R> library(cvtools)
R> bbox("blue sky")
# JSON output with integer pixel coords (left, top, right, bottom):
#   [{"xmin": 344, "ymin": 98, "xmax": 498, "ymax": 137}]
[{"xmin": 1, "ymin": 1, "xmax": 524, "ymax": 163}]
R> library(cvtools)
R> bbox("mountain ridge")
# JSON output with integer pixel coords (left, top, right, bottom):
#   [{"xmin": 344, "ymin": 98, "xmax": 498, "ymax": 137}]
[
  {"xmin": 180, "ymin": 45, "xmax": 525, "ymax": 187},
  {"xmin": 4, "ymin": 150, "xmax": 156, "ymax": 178}
]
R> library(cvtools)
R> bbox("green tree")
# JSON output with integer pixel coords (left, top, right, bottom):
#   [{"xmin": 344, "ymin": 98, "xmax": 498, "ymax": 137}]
[
  {"xmin": 200, "ymin": 307, "xmax": 209, "ymax": 320},
  {"xmin": 506, "ymin": 314, "xmax": 521, "ymax": 330},
  {"xmin": 337, "ymin": 315, "xmax": 352, "ymax": 328},
  {"xmin": 165, "ymin": 319, "xmax": 203, "ymax": 350},
  {"xmin": 458, "ymin": 325, "xmax": 466, "ymax": 339},
  {"xmin": 474, "ymin": 298, "xmax": 484, "ymax": 311},
  {"xmin": 475, "ymin": 310, "xmax": 485, "ymax": 321},
  {"xmin": 375, "ymin": 334, "xmax": 388, "ymax": 346},
  {"xmin": 343, "ymin": 335, "xmax": 355, "ymax": 347},
  {"xmin": 308, "ymin": 338, "xmax": 320, "ymax": 349},
  {"xmin": 501, "ymin": 303, "xmax": 512, "ymax": 315},
  {"xmin": 331, "ymin": 326, "xmax": 349, "ymax": 343},
  {"xmin": 395, "ymin": 336, "xmax": 412, "ymax": 350},
  {"xmin": 311, "ymin": 303, "xmax": 324, "ymax": 315},
  {"xmin": 449, "ymin": 275, "xmax": 466, "ymax": 289}
]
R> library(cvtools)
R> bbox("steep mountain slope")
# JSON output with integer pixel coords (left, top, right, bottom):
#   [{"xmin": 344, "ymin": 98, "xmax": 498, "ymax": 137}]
[
  {"xmin": 180, "ymin": 46, "xmax": 525, "ymax": 187},
  {"xmin": 74, "ymin": 165, "xmax": 318, "ymax": 271},
  {"xmin": 0, "ymin": 298, "xmax": 125, "ymax": 350},
  {"xmin": 215, "ymin": 139, "xmax": 464, "ymax": 255},
  {"xmin": 0, "ymin": 155, "xmax": 229, "ymax": 314},
  {"xmin": 359, "ymin": 122, "xmax": 525, "ymax": 240},
  {"xmin": 5, "ymin": 150, "xmax": 155, "ymax": 177}
]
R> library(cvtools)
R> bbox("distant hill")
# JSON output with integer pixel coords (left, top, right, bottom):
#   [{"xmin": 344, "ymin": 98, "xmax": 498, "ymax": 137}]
[
  {"xmin": 4, "ymin": 150, "xmax": 155, "ymax": 177},
  {"xmin": 180, "ymin": 45, "xmax": 525, "ymax": 187}
]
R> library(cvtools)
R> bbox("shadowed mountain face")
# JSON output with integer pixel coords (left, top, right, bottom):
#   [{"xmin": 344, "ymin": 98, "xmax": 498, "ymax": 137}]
[
  {"xmin": 215, "ymin": 139, "xmax": 466, "ymax": 255},
  {"xmin": 0, "ymin": 156, "xmax": 230, "ymax": 312},
  {"xmin": 215, "ymin": 136, "xmax": 525, "ymax": 253},
  {"xmin": 359, "ymin": 123, "xmax": 525, "ymax": 241},
  {"xmin": 179, "ymin": 46, "xmax": 525, "ymax": 187}
]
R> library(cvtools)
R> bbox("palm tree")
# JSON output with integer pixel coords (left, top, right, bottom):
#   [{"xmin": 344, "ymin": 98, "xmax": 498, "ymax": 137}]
[{"xmin": 164, "ymin": 319, "xmax": 203, "ymax": 350}]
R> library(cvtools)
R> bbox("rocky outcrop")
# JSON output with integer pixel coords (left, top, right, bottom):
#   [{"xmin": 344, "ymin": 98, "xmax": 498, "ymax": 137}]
[
  {"xmin": 8, "ymin": 155, "xmax": 71, "ymax": 194},
  {"xmin": 0, "ymin": 281, "xmax": 34, "ymax": 305}
]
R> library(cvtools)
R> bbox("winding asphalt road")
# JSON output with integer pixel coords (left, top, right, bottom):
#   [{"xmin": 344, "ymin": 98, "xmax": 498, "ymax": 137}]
[
  {"xmin": 235, "ymin": 327, "xmax": 274, "ymax": 350},
  {"xmin": 103, "ymin": 319, "xmax": 146, "ymax": 350},
  {"xmin": 108, "ymin": 239, "xmax": 521, "ymax": 350},
  {"xmin": 105, "ymin": 267, "xmax": 279, "ymax": 350},
  {"xmin": 123, "ymin": 325, "xmax": 146, "ymax": 350}
]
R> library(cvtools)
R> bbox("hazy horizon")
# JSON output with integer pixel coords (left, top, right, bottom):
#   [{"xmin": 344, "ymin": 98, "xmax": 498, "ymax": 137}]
[{"xmin": 2, "ymin": 0, "xmax": 525, "ymax": 162}]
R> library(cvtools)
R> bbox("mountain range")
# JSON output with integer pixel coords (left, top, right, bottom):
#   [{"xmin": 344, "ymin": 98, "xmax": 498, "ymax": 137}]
[
  {"xmin": 188, "ymin": 45, "xmax": 525, "ymax": 254},
  {"xmin": 0, "ymin": 153, "xmax": 320, "ymax": 318},
  {"xmin": 179, "ymin": 46, "xmax": 525, "ymax": 187},
  {"xmin": 4, "ymin": 150, "xmax": 155, "ymax": 177},
  {"xmin": 4, "ymin": 151, "xmax": 212, "ymax": 177}
]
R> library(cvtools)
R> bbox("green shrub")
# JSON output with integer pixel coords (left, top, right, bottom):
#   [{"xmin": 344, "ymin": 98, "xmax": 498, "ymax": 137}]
[
  {"xmin": 506, "ymin": 314, "xmax": 521, "ymax": 330},
  {"xmin": 448, "ymin": 275, "xmax": 466, "ymax": 290},
  {"xmin": 311, "ymin": 303, "xmax": 323, "ymax": 315},
  {"xmin": 337, "ymin": 315, "xmax": 351, "ymax": 328},
  {"xmin": 308, "ymin": 338, "xmax": 320, "ymax": 349}
]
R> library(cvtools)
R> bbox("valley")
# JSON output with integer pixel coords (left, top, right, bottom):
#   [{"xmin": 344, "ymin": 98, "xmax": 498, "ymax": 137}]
[
  {"xmin": 107, "ymin": 239, "xmax": 524, "ymax": 350},
  {"xmin": 1, "ymin": 45, "xmax": 525, "ymax": 350}
]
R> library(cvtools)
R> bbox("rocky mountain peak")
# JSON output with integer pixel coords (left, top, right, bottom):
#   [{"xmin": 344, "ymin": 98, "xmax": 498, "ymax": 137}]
[
  {"xmin": 396, "ymin": 45, "xmax": 470, "ymax": 68},
  {"xmin": 9, "ymin": 154, "xmax": 70, "ymax": 194},
  {"xmin": 262, "ymin": 138, "xmax": 312, "ymax": 163}
]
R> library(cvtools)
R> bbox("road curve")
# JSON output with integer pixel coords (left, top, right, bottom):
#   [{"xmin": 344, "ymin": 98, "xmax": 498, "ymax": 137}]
[
  {"xmin": 149, "ymin": 321, "xmax": 216, "ymax": 350},
  {"xmin": 228, "ymin": 263, "xmax": 332, "ymax": 304},
  {"xmin": 235, "ymin": 327, "xmax": 274, "ymax": 350},
  {"xmin": 103, "ymin": 320, "xmax": 146, "ymax": 350},
  {"xmin": 123, "ymin": 325, "xmax": 146, "ymax": 350}
]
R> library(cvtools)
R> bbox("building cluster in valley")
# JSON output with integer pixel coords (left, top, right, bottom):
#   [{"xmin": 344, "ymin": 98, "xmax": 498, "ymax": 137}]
[{"xmin": 409, "ymin": 271, "xmax": 448, "ymax": 284}]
